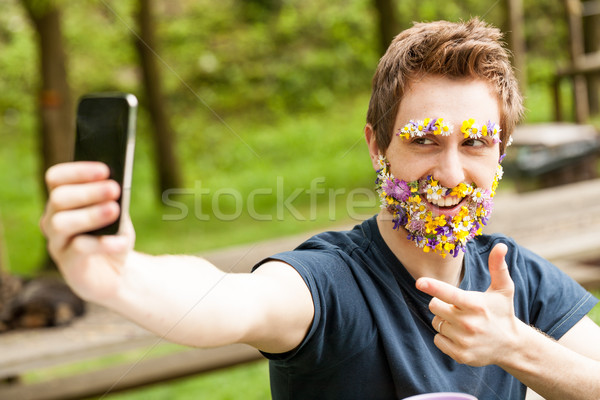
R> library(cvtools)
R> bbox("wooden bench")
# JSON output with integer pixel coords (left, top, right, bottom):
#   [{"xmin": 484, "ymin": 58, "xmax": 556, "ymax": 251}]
[
  {"xmin": 504, "ymin": 123, "xmax": 600, "ymax": 191},
  {"xmin": 1, "ymin": 180, "xmax": 599, "ymax": 400}
]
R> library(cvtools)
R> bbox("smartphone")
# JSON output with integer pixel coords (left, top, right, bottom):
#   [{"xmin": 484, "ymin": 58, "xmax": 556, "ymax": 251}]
[{"xmin": 74, "ymin": 93, "xmax": 138, "ymax": 235}]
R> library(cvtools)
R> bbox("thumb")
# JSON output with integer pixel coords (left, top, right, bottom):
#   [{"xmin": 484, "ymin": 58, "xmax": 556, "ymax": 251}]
[{"xmin": 487, "ymin": 243, "xmax": 514, "ymax": 293}]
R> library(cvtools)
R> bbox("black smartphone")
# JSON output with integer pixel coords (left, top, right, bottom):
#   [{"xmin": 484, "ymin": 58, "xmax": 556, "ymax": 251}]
[{"xmin": 74, "ymin": 93, "xmax": 138, "ymax": 235}]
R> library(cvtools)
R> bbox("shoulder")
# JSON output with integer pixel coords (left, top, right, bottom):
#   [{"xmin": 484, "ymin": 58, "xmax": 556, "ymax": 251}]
[
  {"xmin": 264, "ymin": 219, "xmax": 371, "ymax": 273},
  {"xmin": 468, "ymin": 234, "xmax": 598, "ymax": 339},
  {"xmin": 467, "ymin": 233, "xmax": 548, "ymax": 273}
]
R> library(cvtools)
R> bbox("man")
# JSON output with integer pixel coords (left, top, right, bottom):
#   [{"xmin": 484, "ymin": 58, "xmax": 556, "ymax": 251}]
[{"xmin": 41, "ymin": 19, "xmax": 600, "ymax": 399}]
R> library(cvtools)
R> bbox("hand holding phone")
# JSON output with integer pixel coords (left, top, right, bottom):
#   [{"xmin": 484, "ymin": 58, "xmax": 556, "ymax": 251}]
[{"xmin": 74, "ymin": 93, "xmax": 137, "ymax": 235}]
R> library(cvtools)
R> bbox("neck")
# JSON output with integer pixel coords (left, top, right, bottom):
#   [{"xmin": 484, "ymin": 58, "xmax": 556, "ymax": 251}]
[{"xmin": 376, "ymin": 212, "xmax": 464, "ymax": 286}]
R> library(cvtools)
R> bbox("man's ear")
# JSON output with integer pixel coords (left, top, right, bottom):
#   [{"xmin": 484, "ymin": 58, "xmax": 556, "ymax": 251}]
[{"xmin": 365, "ymin": 123, "xmax": 381, "ymax": 170}]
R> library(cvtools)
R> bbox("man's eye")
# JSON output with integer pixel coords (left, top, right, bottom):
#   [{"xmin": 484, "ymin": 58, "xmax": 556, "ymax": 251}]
[
  {"xmin": 413, "ymin": 137, "xmax": 435, "ymax": 145},
  {"xmin": 463, "ymin": 139, "xmax": 485, "ymax": 147}
]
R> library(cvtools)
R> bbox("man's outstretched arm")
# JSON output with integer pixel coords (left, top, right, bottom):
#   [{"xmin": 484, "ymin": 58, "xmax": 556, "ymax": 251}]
[{"xmin": 41, "ymin": 162, "xmax": 314, "ymax": 353}]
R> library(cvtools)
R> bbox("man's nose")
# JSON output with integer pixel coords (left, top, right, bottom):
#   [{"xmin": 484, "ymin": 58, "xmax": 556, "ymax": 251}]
[{"xmin": 433, "ymin": 149, "xmax": 466, "ymax": 189}]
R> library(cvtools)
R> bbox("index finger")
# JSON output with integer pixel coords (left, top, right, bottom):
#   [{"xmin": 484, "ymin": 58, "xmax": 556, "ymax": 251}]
[
  {"xmin": 46, "ymin": 162, "xmax": 110, "ymax": 191},
  {"xmin": 416, "ymin": 277, "xmax": 467, "ymax": 309}
]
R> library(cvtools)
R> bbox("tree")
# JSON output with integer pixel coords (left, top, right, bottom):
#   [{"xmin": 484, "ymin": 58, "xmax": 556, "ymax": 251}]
[
  {"xmin": 21, "ymin": 0, "xmax": 72, "ymax": 271},
  {"xmin": 505, "ymin": 0, "xmax": 527, "ymax": 95},
  {"xmin": 21, "ymin": 0, "xmax": 74, "ymax": 190},
  {"xmin": 372, "ymin": 0, "xmax": 400, "ymax": 56},
  {"xmin": 135, "ymin": 0, "xmax": 182, "ymax": 193}
]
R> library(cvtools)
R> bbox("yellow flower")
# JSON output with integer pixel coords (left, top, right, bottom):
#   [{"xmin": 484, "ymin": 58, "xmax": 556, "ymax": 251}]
[
  {"xmin": 461, "ymin": 118, "xmax": 475, "ymax": 138},
  {"xmin": 455, "ymin": 230, "xmax": 470, "ymax": 242}
]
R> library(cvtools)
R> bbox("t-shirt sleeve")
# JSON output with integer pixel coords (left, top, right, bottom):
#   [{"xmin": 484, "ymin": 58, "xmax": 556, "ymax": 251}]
[
  {"xmin": 252, "ymin": 246, "xmax": 374, "ymax": 369},
  {"xmin": 512, "ymin": 243, "xmax": 598, "ymax": 340},
  {"xmin": 253, "ymin": 249, "xmax": 325, "ymax": 361}
]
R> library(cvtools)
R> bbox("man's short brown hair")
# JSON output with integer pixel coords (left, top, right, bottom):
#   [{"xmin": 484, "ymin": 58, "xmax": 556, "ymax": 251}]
[{"xmin": 366, "ymin": 18, "xmax": 523, "ymax": 155}]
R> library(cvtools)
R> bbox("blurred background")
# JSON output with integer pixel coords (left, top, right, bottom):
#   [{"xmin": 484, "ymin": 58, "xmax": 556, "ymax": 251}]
[{"xmin": 0, "ymin": 0, "xmax": 599, "ymax": 399}]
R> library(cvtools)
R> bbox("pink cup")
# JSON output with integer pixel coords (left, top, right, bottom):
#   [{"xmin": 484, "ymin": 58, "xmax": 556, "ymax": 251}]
[{"xmin": 402, "ymin": 393, "xmax": 478, "ymax": 400}]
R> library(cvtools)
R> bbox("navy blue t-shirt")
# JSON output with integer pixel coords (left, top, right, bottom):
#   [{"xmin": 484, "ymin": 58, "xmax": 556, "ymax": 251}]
[{"xmin": 254, "ymin": 216, "xmax": 598, "ymax": 400}]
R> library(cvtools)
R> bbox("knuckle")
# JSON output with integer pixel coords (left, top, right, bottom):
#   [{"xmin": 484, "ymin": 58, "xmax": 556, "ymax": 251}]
[
  {"xmin": 48, "ymin": 188, "xmax": 64, "ymax": 210},
  {"xmin": 456, "ymin": 352, "xmax": 475, "ymax": 365},
  {"xmin": 454, "ymin": 335, "xmax": 470, "ymax": 349},
  {"xmin": 39, "ymin": 214, "xmax": 49, "ymax": 235},
  {"xmin": 428, "ymin": 298, "xmax": 439, "ymax": 312},
  {"xmin": 71, "ymin": 236, "xmax": 90, "ymax": 254},
  {"xmin": 48, "ymin": 214, "xmax": 67, "ymax": 236},
  {"xmin": 46, "ymin": 241, "xmax": 61, "ymax": 261},
  {"xmin": 44, "ymin": 165, "xmax": 58, "ymax": 186}
]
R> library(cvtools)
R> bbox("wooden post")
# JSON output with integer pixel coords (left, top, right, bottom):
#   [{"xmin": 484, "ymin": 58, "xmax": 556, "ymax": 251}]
[
  {"xmin": 553, "ymin": 77, "xmax": 564, "ymax": 121},
  {"xmin": 583, "ymin": 0, "xmax": 600, "ymax": 115},
  {"xmin": 565, "ymin": 0, "xmax": 590, "ymax": 122}
]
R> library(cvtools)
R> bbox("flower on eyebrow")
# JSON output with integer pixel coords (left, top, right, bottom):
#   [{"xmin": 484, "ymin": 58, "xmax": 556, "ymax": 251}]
[
  {"xmin": 462, "ymin": 118, "xmax": 502, "ymax": 144},
  {"xmin": 482, "ymin": 120, "xmax": 502, "ymax": 144},
  {"xmin": 397, "ymin": 118, "xmax": 452, "ymax": 139}
]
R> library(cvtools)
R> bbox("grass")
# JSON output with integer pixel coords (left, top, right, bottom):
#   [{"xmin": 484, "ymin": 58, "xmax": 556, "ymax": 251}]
[{"xmin": 100, "ymin": 360, "xmax": 270, "ymax": 400}]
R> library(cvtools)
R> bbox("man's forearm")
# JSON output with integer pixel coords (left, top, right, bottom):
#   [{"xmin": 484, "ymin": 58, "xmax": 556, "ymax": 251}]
[
  {"xmin": 101, "ymin": 251, "xmax": 254, "ymax": 348},
  {"xmin": 500, "ymin": 321, "xmax": 600, "ymax": 400}
]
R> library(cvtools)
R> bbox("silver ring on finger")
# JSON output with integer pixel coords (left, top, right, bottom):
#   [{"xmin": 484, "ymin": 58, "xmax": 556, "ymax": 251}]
[{"xmin": 437, "ymin": 319, "xmax": 445, "ymax": 334}]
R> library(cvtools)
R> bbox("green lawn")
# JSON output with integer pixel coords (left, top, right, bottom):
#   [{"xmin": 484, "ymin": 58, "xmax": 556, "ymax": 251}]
[{"xmin": 101, "ymin": 360, "xmax": 271, "ymax": 400}]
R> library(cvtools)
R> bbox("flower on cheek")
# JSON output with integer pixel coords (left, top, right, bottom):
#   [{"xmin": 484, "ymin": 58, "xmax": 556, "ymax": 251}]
[{"xmin": 383, "ymin": 178, "xmax": 410, "ymax": 202}]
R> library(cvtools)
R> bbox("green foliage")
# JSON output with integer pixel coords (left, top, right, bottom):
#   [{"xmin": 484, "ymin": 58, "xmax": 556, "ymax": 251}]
[
  {"xmin": 154, "ymin": 0, "xmax": 377, "ymax": 117},
  {"xmin": 0, "ymin": 0, "xmax": 580, "ymax": 274}
]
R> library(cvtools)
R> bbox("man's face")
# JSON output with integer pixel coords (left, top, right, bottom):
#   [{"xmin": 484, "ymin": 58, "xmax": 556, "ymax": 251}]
[
  {"xmin": 385, "ymin": 75, "xmax": 501, "ymax": 212},
  {"xmin": 368, "ymin": 75, "xmax": 503, "ymax": 256}
]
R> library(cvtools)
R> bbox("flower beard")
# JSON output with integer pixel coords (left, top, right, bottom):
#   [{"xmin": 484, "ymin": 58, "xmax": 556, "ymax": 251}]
[{"xmin": 374, "ymin": 156, "xmax": 503, "ymax": 258}]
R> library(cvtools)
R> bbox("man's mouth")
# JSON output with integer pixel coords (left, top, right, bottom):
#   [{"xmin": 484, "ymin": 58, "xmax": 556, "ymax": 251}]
[{"xmin": 424, "ymin": 194, "xmax": 467, "ymax": 216}]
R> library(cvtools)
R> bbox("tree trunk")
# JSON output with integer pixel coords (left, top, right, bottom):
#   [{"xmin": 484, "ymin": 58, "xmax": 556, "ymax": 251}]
[
  {"xmin": 372, "ymin": 0, "xmax": 400, "ymax": 56},
  {"xmin": 135, "ymin": 0, "xmax": 182, "ymax": 193},
  {"xmin": 21, "ymin": 0, "xmax": 72, "ymax": 272},
  {"xmin": 21, "ymin": 0, "xmax": 74, "ymax": 194},
  {"xmin": 505, "ymin": 0, "xmax": 527, "ymax": 96}
]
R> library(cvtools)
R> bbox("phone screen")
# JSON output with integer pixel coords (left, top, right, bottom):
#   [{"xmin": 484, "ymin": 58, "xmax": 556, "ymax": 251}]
[{"xmin": 74, "ymin": 93, "xmax": 137, "ymax": 235}]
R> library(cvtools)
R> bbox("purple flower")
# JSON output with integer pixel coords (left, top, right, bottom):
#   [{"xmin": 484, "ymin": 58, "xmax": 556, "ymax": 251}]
[
  {"xmin": 406, "ymin": 219, "xmax": 425, "ymax": 235},
  {"xmin": 424, "ymin": 118, "xmax": 437, "ymax": 133},
  {"xmin": 486, "ymin": 120, "xmax": 501, "ymax": 144},
  {"xmin": 384, "ymin": 178, "xmax": 410, "ymax": 202},
  {"xmin": 436, "ymin": 225, "xmax": 450, "ymax": 236},
  {"xmin": 481, "ymin": 198, "xmax": 494, "ymax": 211}
]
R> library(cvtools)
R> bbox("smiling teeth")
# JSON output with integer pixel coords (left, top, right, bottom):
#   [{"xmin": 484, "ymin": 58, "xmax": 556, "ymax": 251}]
[{"xmin": 428, "ymin": 195, "xmax": 462, "ymax": 208}]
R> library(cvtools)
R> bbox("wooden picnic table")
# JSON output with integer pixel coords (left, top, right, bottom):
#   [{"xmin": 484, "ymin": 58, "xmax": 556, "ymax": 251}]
[{"xmin": 1, "ymin": 179, "xmax": 599, "ymax": 400}]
